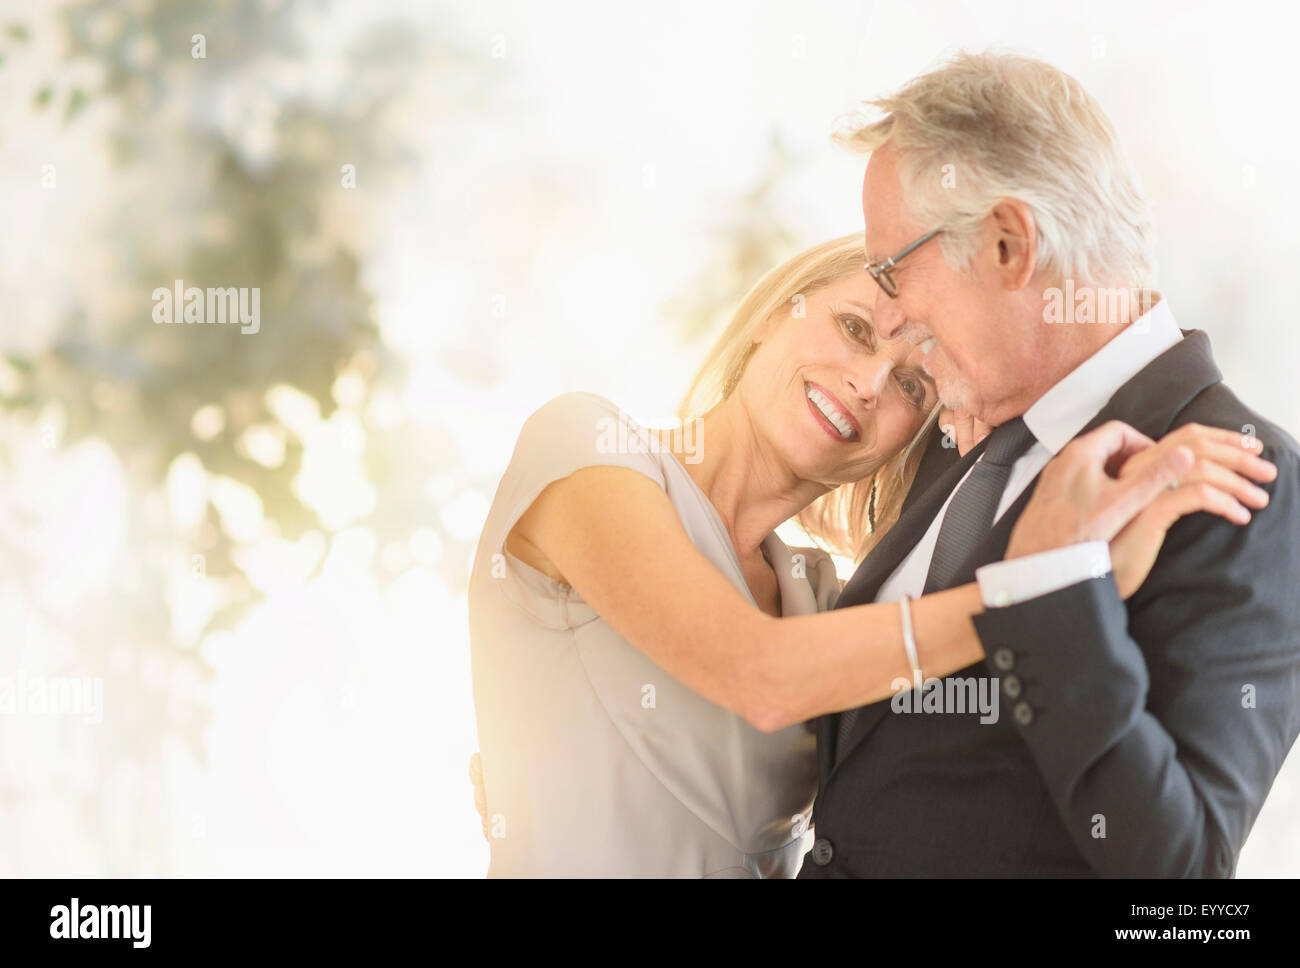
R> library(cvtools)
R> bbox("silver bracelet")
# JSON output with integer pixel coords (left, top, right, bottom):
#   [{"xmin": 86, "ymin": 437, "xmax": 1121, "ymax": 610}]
[{"xmin": 899, "ymin": 594, "xmax": 922, "ymax": 682}]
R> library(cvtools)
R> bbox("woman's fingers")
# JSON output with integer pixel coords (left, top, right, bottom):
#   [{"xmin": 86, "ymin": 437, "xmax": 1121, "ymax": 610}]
[
  {"xmin": 1183, "ymin": 457, "xmax": 1272, "ymax": 509},
  {"xmin": 1009, "ymin": 421, "xmax": 1173, "ymax": 559},
  {"xmin": 1091, "ymin": 418, "xmax": 1157, "ymax": 455},
  {"xmin": 1153, "ymin": 425, "xmax": 1275, "ymax": 481},
  {"xmin": 941, "ymin": 408, "xmax": 979, "ymax": 456},
  {"xmin": 940, "ymin": 407, "xmax": 997, "ymax": 457},
  {"xmin": 1092, "ymin": 441, "xmax": 1194, "ymax": 539},
  {"xmin": 1145, "ymin": 479, "xmax": 1252, "ymax": 529},
  {"xmin": 1183, "ymin": 425, "xmax": 1267, "ymax": 456},
  {"xmin": 1111, "ymin": 480, "xmax": 1253, "ymax": 597},
  {"xmin": 1187, "ymin": 441, "xmax": 1276, "ymax": 484},
  {"xmin": 1127, "ymin": 423, "xmax": 1277, "ymax": 509},
  {"xmin": 957, "ymin": 414, "xmax": 974, "ymax": 454},
  {"xmin": 1008, "ymin": 419, "xmax": 1266, "ymax": 564},
  {"xmin": 1079, "ymin": 419, "xmax": 1156, "ymax": 477}
]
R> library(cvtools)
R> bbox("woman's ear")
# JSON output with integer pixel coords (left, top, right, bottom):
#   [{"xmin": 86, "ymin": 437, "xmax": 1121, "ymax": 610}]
[{"xmin": 752, "ymin": 308, "xmax": 783, "ymax": 344}]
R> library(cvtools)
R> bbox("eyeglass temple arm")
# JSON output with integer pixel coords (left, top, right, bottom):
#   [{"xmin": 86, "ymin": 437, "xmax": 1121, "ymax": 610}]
[{"xmin": 891, "ymin": 228, "xmax": 942, "ymax": 264}]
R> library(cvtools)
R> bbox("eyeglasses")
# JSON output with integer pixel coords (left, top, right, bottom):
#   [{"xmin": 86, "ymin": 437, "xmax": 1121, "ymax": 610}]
[{"xmin": 864, "ymin": 228, "xmax": 943, "ymax": 299}]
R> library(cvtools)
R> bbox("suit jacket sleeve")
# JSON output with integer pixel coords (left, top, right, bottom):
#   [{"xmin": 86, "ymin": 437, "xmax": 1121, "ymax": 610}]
[{"xmin": 971, "ymin": 442, "xmax": 1300, "ymax": 876}]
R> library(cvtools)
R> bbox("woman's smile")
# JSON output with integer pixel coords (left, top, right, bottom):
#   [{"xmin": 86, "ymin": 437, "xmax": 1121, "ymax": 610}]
[{"xmin": 803, "ymin": 380, "xmax": 862, "ymax": 443}]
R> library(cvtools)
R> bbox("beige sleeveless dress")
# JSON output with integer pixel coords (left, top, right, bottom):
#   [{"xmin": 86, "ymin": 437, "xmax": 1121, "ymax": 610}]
[{"xmin": 467, "ymin": 392, "xmax": 841, "ymax": 877}]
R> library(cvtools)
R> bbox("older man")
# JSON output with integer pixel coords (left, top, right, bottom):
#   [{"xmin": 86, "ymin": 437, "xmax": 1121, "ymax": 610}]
[{"xmin": 803, "ymin": 51, "xmax": 1300, "ymax": 877}]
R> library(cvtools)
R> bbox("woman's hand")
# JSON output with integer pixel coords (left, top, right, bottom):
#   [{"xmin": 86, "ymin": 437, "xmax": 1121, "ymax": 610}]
[
  {"xmin": 939, "ymin": 407, "xmax": 993, "ymax": 457},
  {"xmin": 1006, "ymin": 421, "xmax": 1276, "ymax": 598},
  {"xmin": 1108, "ymin": 424, "xmax": 1274, "ymax": 597},
  {"xmin": 1115, "ymin": 423, "xmax": 1273, "ymax": 510}
]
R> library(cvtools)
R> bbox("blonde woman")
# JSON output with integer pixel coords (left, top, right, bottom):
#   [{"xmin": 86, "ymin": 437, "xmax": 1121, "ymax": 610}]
[{"xmin": 466, "ymin": 233, "xmax": 1273, "ymax": 877}]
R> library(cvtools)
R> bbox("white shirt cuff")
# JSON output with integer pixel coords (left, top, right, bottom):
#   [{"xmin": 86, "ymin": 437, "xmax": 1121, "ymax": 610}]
[{"xmin": 975, "ymin": 541, "xmax": 1111, "ymax": 608}]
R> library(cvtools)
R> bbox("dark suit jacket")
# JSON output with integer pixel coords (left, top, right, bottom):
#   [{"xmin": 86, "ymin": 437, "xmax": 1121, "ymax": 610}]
[{"xmin": 800, "ymin": 330, "xmax": 1300, "ymax": 877}]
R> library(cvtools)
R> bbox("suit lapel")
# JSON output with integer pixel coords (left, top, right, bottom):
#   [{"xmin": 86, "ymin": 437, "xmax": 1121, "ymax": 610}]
[
  {"xmin": 903, "ymin": 425, "xmax": 961, "ymax": 515},
  {"xmin": 821, "ymin": 439, "xmax": 989, "ymax": 773},
  {"xmin": 838, "ymin": 441, "xmax": 987, "ymax": 607},
  {"xmin": 1079, "ymin": 329, "xmax": 1220, "ymax": 439}
]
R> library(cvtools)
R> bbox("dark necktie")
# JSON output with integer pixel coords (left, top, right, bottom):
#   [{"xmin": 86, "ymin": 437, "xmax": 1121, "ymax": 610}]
[
  {"xmin": 833, "ymin": 417, "xmax": 1037, "ymax": 764},
  {"xmin": 922, "ymin": 416, "xmax": 1037, "ymax": 594}
]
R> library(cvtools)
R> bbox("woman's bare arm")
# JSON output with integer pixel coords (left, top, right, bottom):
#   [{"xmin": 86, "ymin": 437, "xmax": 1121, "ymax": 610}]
[
  {"xmin": 510, "ymin": 421, "xmax": 1272, "ymax": 732},
  {"xmin": 514, "ymin": 464, "xmax": 985, "ymax": 731}
]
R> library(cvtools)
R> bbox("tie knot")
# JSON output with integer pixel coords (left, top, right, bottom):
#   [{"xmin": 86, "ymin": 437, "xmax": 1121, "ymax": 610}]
[{"xmin": 981, "ymin": 417, "xmax": 1035, "ymax": 467}]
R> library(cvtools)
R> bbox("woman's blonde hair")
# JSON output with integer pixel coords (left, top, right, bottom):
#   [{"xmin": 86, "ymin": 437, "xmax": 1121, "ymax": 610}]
[{"xmin": 678, "ymin": 233, "xmax": 938, "ymax": 563}]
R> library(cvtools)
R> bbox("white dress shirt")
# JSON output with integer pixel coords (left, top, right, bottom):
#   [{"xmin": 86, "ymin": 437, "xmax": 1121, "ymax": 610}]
[{"xmin": 874, "ymin": 296, "xmax": 1184, "ymax": 608}]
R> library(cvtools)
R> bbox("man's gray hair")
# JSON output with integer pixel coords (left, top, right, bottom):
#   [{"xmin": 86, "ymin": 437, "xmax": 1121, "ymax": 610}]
[{"xmin": 838, "ymin": 49, "xmax": 1156, "ymax": 288}]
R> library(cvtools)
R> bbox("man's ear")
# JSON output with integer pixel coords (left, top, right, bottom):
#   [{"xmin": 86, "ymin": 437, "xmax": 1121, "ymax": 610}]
[{"xmin": 988, "ymin": 199, "xmax": 1038, "ymax": 291}]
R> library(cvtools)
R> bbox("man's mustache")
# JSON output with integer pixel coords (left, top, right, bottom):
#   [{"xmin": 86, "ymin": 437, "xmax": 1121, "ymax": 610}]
[
  {"xmin": 897, "ymin": 322, "xmax": 938, "ymax": 377},
  {"xmin": 898, "ymin": 321, "xmax": 934, "ymax": 346}
]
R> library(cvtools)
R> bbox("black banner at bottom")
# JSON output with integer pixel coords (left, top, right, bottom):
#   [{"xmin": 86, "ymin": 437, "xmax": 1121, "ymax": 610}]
[{"xmin": 0, "ymin": 875, "xmax": 1286, "ymax": 954}]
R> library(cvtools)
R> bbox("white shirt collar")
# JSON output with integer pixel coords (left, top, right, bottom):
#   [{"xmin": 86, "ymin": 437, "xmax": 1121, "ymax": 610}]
[{"xmin": 1023, "ymin": 295, "xmax": 1183, "ymax": 455}]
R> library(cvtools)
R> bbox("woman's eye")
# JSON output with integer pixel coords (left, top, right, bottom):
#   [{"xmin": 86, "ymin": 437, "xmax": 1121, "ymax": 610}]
[
  {"xmin": 898, "ymin": 375, "xmax": 924, "ymax": 404},
  {"xmin": 839, "ymin": 314, "xmax": 873, "ymax": 348}
]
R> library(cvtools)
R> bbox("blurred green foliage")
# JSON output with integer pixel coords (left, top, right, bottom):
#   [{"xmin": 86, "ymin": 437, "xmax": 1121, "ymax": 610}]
[{"xmin": 0, "ymin": 0, "xmax": 460, "ymax": 872}]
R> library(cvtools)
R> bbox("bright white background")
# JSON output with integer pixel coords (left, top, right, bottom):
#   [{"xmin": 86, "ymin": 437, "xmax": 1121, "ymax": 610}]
[{"xmin": 2, "ymin": 0, "xmax": 1297, "ymax": 876}]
